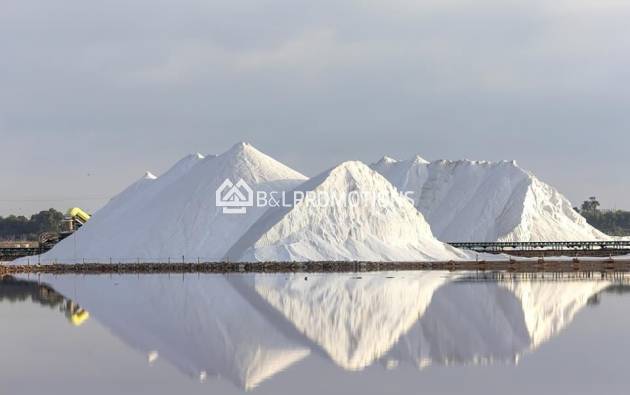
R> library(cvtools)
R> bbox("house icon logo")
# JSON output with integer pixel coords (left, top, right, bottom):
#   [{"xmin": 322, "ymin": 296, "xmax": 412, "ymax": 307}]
[{"xmin": 216, "ymin": 178, "xmax": 254, "ymax": 214}]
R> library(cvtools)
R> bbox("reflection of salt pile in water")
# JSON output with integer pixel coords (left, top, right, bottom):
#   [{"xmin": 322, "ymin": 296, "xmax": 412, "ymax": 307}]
[
  {"xmin": 247, "ymin": 271, "xmax": 455, "ymax": 370},
  {"xmin": 247, "ymin": 272, "xmax": 607, "ymax": 371},
  {"xmin": 385, "ymin": 282, "xmax": 531, "ymax": 368},
  {"xmin": 385, "ymin": 279, "xmax": 609, "ymax": 368},
  {"xmin": 226, "ymin": 161, "xmax": 468, "ymax": 262},
  {"xmin": 30, "ymin": 272, "xmax": 608, "ymax": 389},
  {"xmin": 372, "ymin": 156, "xmax": 609, "ymax": 242},
  {"xmin": 499, "ymin": 280, "xmax": 609, "ymax": 349},
  {"xmin": 29, "ymin": 143, "xmax": 307, "ymax": 263},
  {"xmin": 43, "ymin": 274, "xmax": 310, "ymax": 390}
]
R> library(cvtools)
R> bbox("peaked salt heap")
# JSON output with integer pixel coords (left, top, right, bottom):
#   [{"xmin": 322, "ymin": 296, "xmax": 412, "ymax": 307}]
[
  {"xmin": 93, "ymin": 154, "xmax": 203, "ymax": 224},
  {"xmin": 372, "ymin": 156, "xmax": 609, "ymax": 242},
  {"xmin": 32, "ymin": 143, "xmax": 307, "ymax": 263},
  {"xmin": 226, "ymin": 161, "xmax": 468, "ymax": 262}
]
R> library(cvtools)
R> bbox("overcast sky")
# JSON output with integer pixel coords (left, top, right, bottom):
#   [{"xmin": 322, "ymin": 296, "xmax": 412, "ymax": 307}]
[{"xmin": 1, "ymin": 0, "xmax": 629, "ymax": 216}]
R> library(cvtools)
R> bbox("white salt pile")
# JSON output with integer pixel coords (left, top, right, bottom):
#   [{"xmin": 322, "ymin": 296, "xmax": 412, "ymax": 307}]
[
  {"xmin": 225, "ymin": 161, "xmax": 467, "ymax": 262},
  {"xmin": 17, "ymin": 142, "xmax": 609, "ymax": 264},
  {"xmin": 30, "ymin": 143, "xmax": 306, "ymax": 262},
  {"xmin": 372, "ymin": 156, "xmax": 609, "ymax": 242}
]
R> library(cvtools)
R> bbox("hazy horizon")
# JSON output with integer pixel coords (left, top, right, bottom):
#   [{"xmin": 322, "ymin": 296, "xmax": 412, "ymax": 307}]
[{"xmin": 2, "ymin": 0, "xmax": 629, "ymax": 216}]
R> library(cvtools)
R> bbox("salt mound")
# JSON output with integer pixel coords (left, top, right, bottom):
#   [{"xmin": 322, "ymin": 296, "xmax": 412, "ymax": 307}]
[
  {"xmin": 93, "ymin": 154, "xmax": 205, "ymax": 223},
  {"xmin": 372, "ymin": 156, "xmax": 609, "ymax": 242},
  {"xmin": 30, "ymin": 143, "xmax": 307, "ymax": 263},
  {"xmin": 226, "ymin": 161, "xmax": 468, "ymax": 262}
]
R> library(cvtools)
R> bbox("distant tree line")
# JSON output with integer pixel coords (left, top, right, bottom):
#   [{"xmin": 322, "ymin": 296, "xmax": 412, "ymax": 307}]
[
  {"xmin": 0, "ymin": 208, "xmax": 64, "ymax": 241},
  {"xmin": 575, "ymin": 197, "xmax": 630, "ymax": 236}
]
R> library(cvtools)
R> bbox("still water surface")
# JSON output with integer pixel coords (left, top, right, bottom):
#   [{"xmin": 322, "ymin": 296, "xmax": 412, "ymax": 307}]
[{"xmin": 1, "ymin": 271, "xmax": 629, "ymax": 395}]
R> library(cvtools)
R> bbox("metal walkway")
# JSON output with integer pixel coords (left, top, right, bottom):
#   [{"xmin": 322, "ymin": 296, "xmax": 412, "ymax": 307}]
[
  {"xmin": 448, "ymin": 240, "xmax": 630, "ymax": 254},
  {"xmin": 0, "ymin": 247, "xmax": 41, "ymax": 261}
]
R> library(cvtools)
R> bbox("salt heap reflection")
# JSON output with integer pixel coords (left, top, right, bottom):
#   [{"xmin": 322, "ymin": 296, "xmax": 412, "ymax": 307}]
[
  {"xmin": 41, "ymin": 275, "xmax": 310, "ymax": 390},
  {"xmin": 244, "ymin": 272, "xmax": 451, "ymax": 370},
  {"xmin": 30, "ymin": 272, "xmax": 610, "ymax": 390},
  {"xmin": 386, "ymin": 277, "xmax": 608, "ymax": 368}
]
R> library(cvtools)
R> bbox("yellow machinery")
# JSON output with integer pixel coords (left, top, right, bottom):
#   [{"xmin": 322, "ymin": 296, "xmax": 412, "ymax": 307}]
[
  {"xmin": 63, "ymin": 207, "xmax": 91, "ymax": 233},
  {"xmin": 66, "ymin": 207, "xmax": 91, "ymax": 225},
  {"xmin": 40, "ymin": 207, "xmax": 92, "ymax": 251}
]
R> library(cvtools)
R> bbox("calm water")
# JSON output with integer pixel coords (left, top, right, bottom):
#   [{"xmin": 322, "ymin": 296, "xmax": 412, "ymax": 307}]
[{"xmin": 1, "ymin": 271, "xmax": 629, "ymax": 395}]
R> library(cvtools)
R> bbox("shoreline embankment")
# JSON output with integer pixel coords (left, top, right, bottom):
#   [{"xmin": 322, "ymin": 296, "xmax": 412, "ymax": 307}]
[{"xmin": 2, "ymin": 258, "xmax": 630, "ymax": 275}]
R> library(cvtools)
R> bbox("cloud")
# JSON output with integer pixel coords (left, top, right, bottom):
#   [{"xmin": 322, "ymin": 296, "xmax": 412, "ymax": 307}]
[
  {"xmin": 1, "ymin": 0, "xmax": 630, "ymax": 214},
  {"xmin": 131, "ymin": 28, "xmax": 342, "ymax": 85}
]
